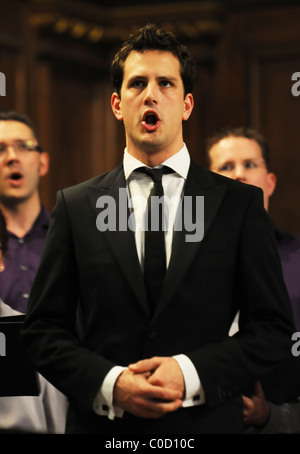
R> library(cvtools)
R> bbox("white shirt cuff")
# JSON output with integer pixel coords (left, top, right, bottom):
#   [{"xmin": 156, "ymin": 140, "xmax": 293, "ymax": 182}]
[
  {"xmin": 93, "ymin": 366, "xmax": 126, "ymax": 420},
  {"xmin": 173, "ymin": 354, "xmax": 205, "ymax": 407}
]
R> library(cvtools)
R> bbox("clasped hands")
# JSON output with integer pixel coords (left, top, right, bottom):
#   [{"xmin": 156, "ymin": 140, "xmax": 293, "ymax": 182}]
[
  {"xmin": 113, "ymin": 358, "xmax": 271, "ymax": 424},
  {"xmin": 113, "ymin": 356, "xmax": 185, "ymax": 419}
]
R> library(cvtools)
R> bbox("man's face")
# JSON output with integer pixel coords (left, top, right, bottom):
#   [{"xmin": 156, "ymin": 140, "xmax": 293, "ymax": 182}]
[
  {"xmin": 111, "ymin": 50, "xmax": 194, "ymax": 163},
  {"xmin": 0, "ymin": 121, "xmax": 49, "ymax": 205},
  {"xmin": 209, "ymin": 136, "xmax": 276, "ymax": 211}
]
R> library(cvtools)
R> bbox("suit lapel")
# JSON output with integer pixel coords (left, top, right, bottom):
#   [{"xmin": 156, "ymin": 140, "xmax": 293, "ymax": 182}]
[
  {"xmin": 87, "ymin": 165, "xmax": 149, "ymax": 316},
  {"xmin": 153, "ymin": 161, "xmax": 227, "ymax": 321}
]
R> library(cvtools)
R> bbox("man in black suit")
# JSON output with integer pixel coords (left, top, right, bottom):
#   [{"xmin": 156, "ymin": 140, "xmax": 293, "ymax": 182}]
[{"xmin": 22, "ymin": 24, "xmax": 295, "ymax": 434}]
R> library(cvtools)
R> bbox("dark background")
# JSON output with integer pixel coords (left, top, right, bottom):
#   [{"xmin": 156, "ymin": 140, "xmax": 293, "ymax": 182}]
[{"xmin": 1, "ymin": 0, "xmax": 300, "ymax": 234}]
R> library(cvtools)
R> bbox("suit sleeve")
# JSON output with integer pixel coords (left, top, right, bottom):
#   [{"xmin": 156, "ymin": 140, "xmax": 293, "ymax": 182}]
[
  {"xmin": 187, "ymin": 187, "xmax": 297, "ymax": 408},
  {"xmin": 21, "ymin": 190, "xmax": 116, "ymax": 413}
]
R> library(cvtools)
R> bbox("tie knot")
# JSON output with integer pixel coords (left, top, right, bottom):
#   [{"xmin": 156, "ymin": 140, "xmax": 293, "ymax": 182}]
[{"xmin": 136, "ymin": 166, "xmax": 173, "ymax": 183}]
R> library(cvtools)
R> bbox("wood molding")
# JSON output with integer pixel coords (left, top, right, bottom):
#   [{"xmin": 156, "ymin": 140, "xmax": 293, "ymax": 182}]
[{"xmin": 29, "ymin": 0, "xmax": 225, "ymax": 45}]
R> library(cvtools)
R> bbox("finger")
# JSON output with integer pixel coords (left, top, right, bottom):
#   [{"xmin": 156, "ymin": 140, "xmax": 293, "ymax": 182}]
[
  {"xmin": 129, "ymin": 357, "xmax": 161, "ymax": 373},
  {"xmin": 148, "ymin": 398, "xmax": 183, "ymax": 415},
  {"xmin": 144, "ymin": 382, "xmax": 182, "ymax": 401},
  {"xmin": 253, "ymin": 380, "xmax": 265, "ymax": 398},
  {"xmin": 242, "ymin": 395, "xmax": 254, "ymax": 410},
  {"xmin": 132, "ymin": 396, "xmax": 183, "ymax": 419},
  {"xmin": 147, "ymin": 365, "xmax": 185, "ymax": 395}
]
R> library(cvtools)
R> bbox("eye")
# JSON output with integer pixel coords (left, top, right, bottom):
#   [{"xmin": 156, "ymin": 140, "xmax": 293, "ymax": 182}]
[
  {"xmin": 130, "ymin": 79, "xmax": 146, "ymax": 89},
  {"xmin": 18, "ymin": 142, "xmax": 30, "ymax": 151},
  {"xmin": 0, "ymin": 143, "xmax": 6, "ymax": 153},
  {"xmin": 219, "ymin": 163, "xmax": 234, "ymax": 172},
  {"xmin": 160, "ymin": 79, "xmax": 172, "ymax": 88},
  {"xmin": 244, "ymin": 161, "xmax": 257, "ymax": 169}
]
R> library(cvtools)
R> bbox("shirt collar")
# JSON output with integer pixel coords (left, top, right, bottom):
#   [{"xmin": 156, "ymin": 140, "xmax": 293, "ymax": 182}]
[{"xmin": 123, "ymin": 144, "xmax": 190, "ymax": 181}]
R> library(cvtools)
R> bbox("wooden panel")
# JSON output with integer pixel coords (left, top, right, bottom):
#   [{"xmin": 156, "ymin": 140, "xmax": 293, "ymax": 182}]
[
  {"xmin": 0, "ymin": 0, "xmax": 28, "ymax": 111},
  {"xmin": 0, "ymin": 48, "xmax": 26, "ymax": 110},
  {"xmin": 250, "ymin": 50, "xmax": 300, "ymax": 234},
  {"xmin": 210, "ymin": 5, "xmax": 300, "ymax": 235},
  {"xmin": 35, "ymin": 60, "xmax": 124, "ymax": 211}
]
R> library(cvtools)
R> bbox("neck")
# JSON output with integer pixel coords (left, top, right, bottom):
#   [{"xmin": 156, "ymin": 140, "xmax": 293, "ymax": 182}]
[
  {"xmin": 128, "ymin": 143, "xmax": 184, "ymax": 168},
  {"xmin": 0, "ymin": 194, "xmax": 41, "ymax": 238}
]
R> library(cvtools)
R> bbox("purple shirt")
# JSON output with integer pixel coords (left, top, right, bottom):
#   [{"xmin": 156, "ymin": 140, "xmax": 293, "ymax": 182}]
[
  {"xmin": 275, "ymin": 226, "xmax": 300, "ymax": 332},
  {"xmin": 0, "ymin": 206, "xmax": 50, "ymax": 313}
]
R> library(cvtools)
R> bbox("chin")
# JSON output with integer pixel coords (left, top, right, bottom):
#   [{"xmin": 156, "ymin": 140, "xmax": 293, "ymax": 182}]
[{"xmin": 140, "ymin": 136, "xmax": 165, "ymax": 150}]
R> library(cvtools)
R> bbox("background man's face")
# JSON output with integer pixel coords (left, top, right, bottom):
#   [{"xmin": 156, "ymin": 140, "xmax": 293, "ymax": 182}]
[
  {"xmin": 0, "ymin": 121, "xmax": 48, "ymax": 205},
  {"xmin": 209, "ymin": 136, "xmax": 276, "ymax": 210}
]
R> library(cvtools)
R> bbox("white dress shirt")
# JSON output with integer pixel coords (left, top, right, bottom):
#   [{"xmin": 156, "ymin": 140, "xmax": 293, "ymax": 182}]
[{"xmin": 93, "ymin": 145, "xmax": 205, "ymax": 420}]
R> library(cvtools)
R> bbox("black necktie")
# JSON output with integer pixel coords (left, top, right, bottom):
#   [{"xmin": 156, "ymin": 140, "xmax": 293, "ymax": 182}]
[{"xmin": 136, "ymin": 166, "xmax": 173, "ymax": 314}]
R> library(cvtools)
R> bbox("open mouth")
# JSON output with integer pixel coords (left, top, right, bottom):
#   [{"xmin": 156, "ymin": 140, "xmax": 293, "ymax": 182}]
[
  {"xmin": 10, "ymin": 172, "xmax": 23, "ymax": 181},
  {"xmin": 8, "ymin": 172, "xmax": 23, "ymax": 184},
  {"xmin": 141, "ymin": 111, "xmax": 161, "ymax": 131},
  {"xmin": 145, "ymin": 113, "xmax": 158, "ymax": 125}
]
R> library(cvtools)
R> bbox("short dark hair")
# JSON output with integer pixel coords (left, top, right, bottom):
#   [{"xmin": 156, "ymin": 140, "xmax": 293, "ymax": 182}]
[
  {"xmin": 0, "ymin": 110, "xmax": 41, "ymax": 144},
  {"xmin": 0, "ymin": 209, "xmax": 8, "ymax": 257},
  {"xmin": 205, "ymin": 127, "xmax": 271, "ymax": 171},
  {"xmin": 111, "ymin": 23, "xmax": 196, "ymax": 97}
]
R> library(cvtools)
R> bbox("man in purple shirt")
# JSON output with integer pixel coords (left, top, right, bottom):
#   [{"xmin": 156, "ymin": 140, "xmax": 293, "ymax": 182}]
[
  {"xmin": 0, "ymin": 111, "xmax": 50, "ymax": 313},
  {"xmin": 206, "ymin": 126, "xmax": 300, "ymax": 433}
]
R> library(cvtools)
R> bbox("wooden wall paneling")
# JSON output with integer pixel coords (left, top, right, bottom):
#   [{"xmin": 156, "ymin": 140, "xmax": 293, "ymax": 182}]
[
  {"xmin": 34, "ymin": 59, "xmax": 112, "ymax": 211},
  {"xmin": 0, "ymin": 0, "xmax": 28, "ymax": 111},
  {"xmin": 26, "ymin": 6, "xmax": 118, "ymax": 210},
  {"xmin": 0, "ymin": 46, "xmax": 25, "ymax": 111},
  {"xmin": 183, "ymin": 61, "xmax": 216, "ymax": 167},
  {"xmin": 33, "ymin": 61, "xmax": 53, "ymax": 211},
  {"xmin": 31, "ymin": 58, "xmax": 125, "ymax": 212},
  {"xmin": 88, "ymin": 81, "xmax": 121, "ymax": 175},
  {"xmin": 249, "ymin": 48, "xmax": 300, "ymax": 234},
  {"xmin": 243, "ymin": 5, "xmax": 300, "ymax": 235},
  {"xmin": 210, "ymin": 5, "xmax": 300, "ymax": 235},
  {"xmin": 208, "ymin": 13, "xmax": 250, "ymax": 133}
]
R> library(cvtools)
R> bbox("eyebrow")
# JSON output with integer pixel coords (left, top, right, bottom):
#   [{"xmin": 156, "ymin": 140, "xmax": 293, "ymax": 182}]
[
  {"xmin": 217, "ymin": 157, "xmax": 262, "ymax": 166},
  {"xmin": 127, "ymin": 75, "xmax": 179, "ymax": 83},
  {"xmin": 0, "ymin": 138, "xmax": 36, "ymax": 143},
  {"xmin": 216, "ymin": 160, "xmax": 234, "ymax": 167}
]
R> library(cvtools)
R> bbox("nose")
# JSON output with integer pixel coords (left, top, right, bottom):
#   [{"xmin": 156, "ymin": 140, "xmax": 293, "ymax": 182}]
[
  {"xmin": 5, "ymin": 145, "xmax": 19, "ymax": 162},
  {"xmin": 144, "ymin": 82, "xmax": 157, "ymax": 105},
  {"xmin": 233, "ymin": 165, "xmax": 247, "ymax": 182}
]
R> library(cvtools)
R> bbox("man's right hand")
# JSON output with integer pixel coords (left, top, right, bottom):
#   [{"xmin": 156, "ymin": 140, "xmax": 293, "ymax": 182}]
[{"xmin": 113, "ymin": 368, "xmax": 183, "ymax": 419}]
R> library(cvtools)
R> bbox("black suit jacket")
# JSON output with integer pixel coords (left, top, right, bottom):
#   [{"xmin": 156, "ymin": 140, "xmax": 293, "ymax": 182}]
[{"xmin": 22, "ymin": 161, "xmax": 295, "ymax": 434}]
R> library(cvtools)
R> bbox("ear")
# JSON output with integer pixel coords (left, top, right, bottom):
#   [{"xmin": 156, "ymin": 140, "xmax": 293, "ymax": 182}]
[
  {"xmin": 111, "ymin": 92, "xmax": 123, "ymax": 122},
  {"xmin": 267, "ymin": 172, "xmax": 277, "ymax": 197},
  {"xmin": 39, "ymin": 152, "xmax": 50, "ymax": 177},
  {"xmin": 182, "ymin": 93, "xmax": 194, "ymax": 121}
]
